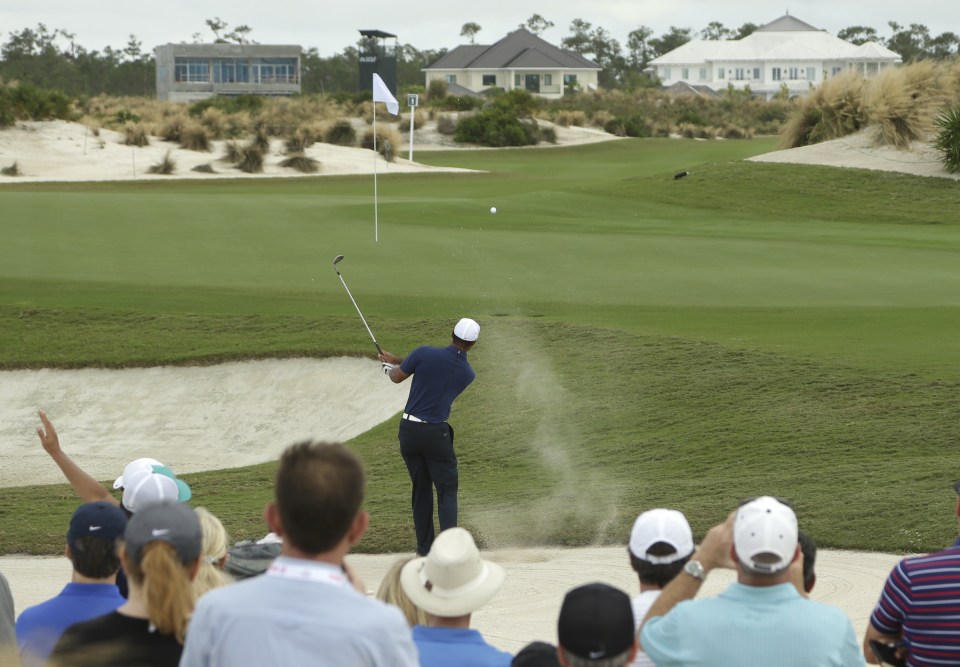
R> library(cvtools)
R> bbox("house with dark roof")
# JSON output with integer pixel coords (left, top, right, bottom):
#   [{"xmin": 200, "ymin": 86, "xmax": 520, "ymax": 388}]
[
  {"xmin": 649, "ymin": 14, "xmax": 901, "ymax": 99},
  {"xmin": 424, "ymin": 28, "xmax": 601, "ymax": 99}
]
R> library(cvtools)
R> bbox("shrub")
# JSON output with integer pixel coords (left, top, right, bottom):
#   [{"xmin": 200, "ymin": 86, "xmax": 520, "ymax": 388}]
[
  {"xmin": 592, "ymin": 110, "xmax": 614, "ymax": 129},
  {"xmin": 222, "ymin": 141, "xmax": 242, "ymax": 164},
  {"xmin": 539, "ymin": 125, "xmax": 558, "ymax": 143},
  {"xmin": 778, "ymin": 70, "xmax": 866, "ymax": 149},
  {"xmin": 199, "ymin": 107, "xmax": 227, "ymax": 139},
  {"xmin": 279, "ymin": 153, "xmax": 320, "ymax": 173},
  {"xmin": 934, "ymin": 105, "xmax": 960, "ymax": 173},
  {"xmin": 285, "ymin": 126, "xmax": 316, "ymax": 153},
  {"xmin": 1, "ymin": 161, "xmax": 20, "ymax": 176},
  {"xmin": 251, "ymin": 121, "xmax": 271, "ymax": 152},
  {"xmin": 236, "ymin": 144, "xmax": 264, "ymax": 173},
  {"xmin": 324, "ymin": 120, "xmax": 356, "ymax": 145},
  {"xmin": 159, "ymin": 115, "xmax": 187, "ymax": 142},
  {"xmin": 427, "ymin": 79, "xmax": 448, "ymax": 101},
  {"xmin": 148, "ymin": 151, "xmax": 175, "ymax": 175},
  {"xmin": 361, "ymin": 127, "xmax": 402, "ymax": 161},
  {"xmin": 0, "ymin": 81, "xmax": 73, "ymax": 125},
  {"xmin": 454, "ymin": 108, "xmax": 539, "ymax": 147},
  {"xmin": 189, "ymin": 94, "xmax": 264, "ymax": 117},
  {"xmin": 398, "ymin": 110, "xmax": 425, "ymax": 132},
  {"xmin": 115, "ymin": 109, "xmax": 140, "ymax": 123},
  {"xmin": 192, "ymin": 163, "xmax": 216, "ymax": 173},
  {"xmin": 179, "ymin": 122, "xmax": 212, "ymax": 151},
  {"xmin": 436, "ymin": 114, "xmax": 457, "ymax": 135},
  {"xmin": 123, "ymin": 123, "xmax": 150, "ymax": 147},
  {"xmin": 443, "ymin": 96, "xmax": 484, "ymax": 111},
  {"xmin": 863, "ymin": 61, "xmax": 946, "ymax": 148}
]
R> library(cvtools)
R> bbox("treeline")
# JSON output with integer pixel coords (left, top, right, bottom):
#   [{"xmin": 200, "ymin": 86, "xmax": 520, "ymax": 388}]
[{"xmin": 1, "ymin": 17, "xmax": 958, "ymax": 99}]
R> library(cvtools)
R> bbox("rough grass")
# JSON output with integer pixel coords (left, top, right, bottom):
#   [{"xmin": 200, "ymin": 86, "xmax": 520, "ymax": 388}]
[
  {"xmin": 147, "ymin": 150, "xmax": 175, "ymax": 175},
  {"xmin": 0, "ymin": 160, "xmax": 20, "ymax": 176},
  {"xmin": 191, "ymin": 163, "xmax": 216, "ymax": 174},
  {"xmin": 361, "ymin": 127, "xmax": 401, "ymax": 161},
  {"xmin": 323, "ymin": 119, "xmax": 356, "ymax": 145},
  {"xmin": 235, "ymin": 144, "xmax": 264, "ymax": 173},
  {"xmin": 278, "ymin": 153, "xmax": 320, "ymax": 173},
  {"xmin": 122, "ymin": 122, "xmax": 150, "ymax": 147},
  {"xmin": 284, "ymin": 126, "xmax": 316, "ymax": 153},
  {"xmin": 178, "ymin": 122, "xmax": 212, "ymax": 152},
  {"xmin": 778, "ymin": 70, "xmax": 867, "ymax": 149},
  {"xmin": 864, "ymin": 60, "xmax": 947, "ymax": 147}
]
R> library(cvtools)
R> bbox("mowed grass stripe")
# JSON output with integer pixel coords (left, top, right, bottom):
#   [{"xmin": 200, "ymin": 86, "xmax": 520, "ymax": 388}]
[{"xmin": 1, "ymin": 137, "xmax": 960, "ymax": 554}]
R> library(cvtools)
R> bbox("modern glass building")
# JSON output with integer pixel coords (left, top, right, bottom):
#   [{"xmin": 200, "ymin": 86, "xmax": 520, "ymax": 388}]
[{"xmin": 156, "ymin": 44, "xmax": 301, "ymax": 101}]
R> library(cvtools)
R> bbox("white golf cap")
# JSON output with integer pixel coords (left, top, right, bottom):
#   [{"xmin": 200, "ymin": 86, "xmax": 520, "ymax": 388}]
[
  {"xmin": 453, "ymin": 318, "xmax": 480, "ymax": 342},
  {"xmin": 113, "ymin": 458, "xmax": 164, "ymax": 489},
  {"xmin": 628, "ymin": 508, "xmax": 694, "ymax": 563},
  {"xmin": 734, "ymin": 496, "xmax": 798, "ymax": 574}
]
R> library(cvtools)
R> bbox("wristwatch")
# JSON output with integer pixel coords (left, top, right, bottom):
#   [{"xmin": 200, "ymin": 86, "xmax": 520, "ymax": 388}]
[{"xmin": 683, "ymin": 560, "xmax": 705, "ymax": 581}]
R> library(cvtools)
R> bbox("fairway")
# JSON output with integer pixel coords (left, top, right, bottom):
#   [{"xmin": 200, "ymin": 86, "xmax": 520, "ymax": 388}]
[{"xmin": 2, "ymin": 137, "xmax": 959, "ymax": 556}]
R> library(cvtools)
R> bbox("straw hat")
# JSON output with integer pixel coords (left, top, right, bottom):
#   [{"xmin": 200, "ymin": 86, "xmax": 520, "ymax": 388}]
[{"xmin": 400, "ymin": 527, "xmax": 505, "ymax": 617}]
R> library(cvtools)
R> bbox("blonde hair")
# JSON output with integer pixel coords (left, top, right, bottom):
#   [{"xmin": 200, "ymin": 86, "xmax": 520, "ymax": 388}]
[
  {"xmin": 376, "ymin": 557, "xmax": 428, "ymax": 627},
  {"xmin": 193, "ymin": 507, "xmax": 234, "ymax": 597},
  {"xmin": 124, "ymin": 541, "xmax": 196, "ymax": 643}
]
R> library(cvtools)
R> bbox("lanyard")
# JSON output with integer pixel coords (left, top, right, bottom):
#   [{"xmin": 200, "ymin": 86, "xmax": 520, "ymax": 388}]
[{"xmin": 266, "ymin": 560, "xmax": 350, "ymax": 588}]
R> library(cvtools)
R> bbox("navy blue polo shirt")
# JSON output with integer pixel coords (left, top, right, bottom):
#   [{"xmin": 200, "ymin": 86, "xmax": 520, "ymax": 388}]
[{"xmin": 400, "ymin": 345, "xmax": 475, "ymax": 423}]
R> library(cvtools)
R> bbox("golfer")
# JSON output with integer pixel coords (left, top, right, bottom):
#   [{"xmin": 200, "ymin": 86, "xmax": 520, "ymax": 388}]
[{"xmin": 379, "ymin": 318, "xmax": 480, "ymax": 556}]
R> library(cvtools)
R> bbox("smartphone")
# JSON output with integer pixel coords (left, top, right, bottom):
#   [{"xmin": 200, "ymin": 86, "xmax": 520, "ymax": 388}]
[{"xmin": 869, "ymin": 639, "xmax": 906, "ymax": 667}]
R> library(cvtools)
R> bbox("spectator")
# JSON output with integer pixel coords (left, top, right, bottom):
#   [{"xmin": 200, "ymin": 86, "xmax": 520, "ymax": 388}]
[
  {"xmin": 49, "ymin": 502, "xmax": 203, "ymax": 667},
  {"xmin": 626, "ymin": 508, "xmax": 694, "ymax": 667},
  {"xmin": 192, "ymin": 508, "xmax": 233, "ymax": 597},
  {"xmin": 1, "ymin": 571, "xmax": 17, "ymax": 666},
  {"xmin": 864, "ymin": 481, "xmax": 960, "ymax": 666},
  {"xmin": 640, "ymin": 496, "xmax": 863, "ymax": 667},
  {"xmin": 796, "ymin": 530, "xmax": 817, "ymax": 595},
  {"xmin": 513, "ymin": 641, "xmax": 561, "ymax": 667},
  {"xmin": 400, "ymin": 527, "xmax": 511, "ymax": 667},
  {"xmin": 16, "ymin": 502, "xmax": 127, "ymax": 666},
  {"xmin": 376, "ymin": 556, "xmax": 428, "ymax": 627},
  {"xmin": 36, "ymin": 411, "xmax": 191, "ymax": 515},
  {"xmin": 557, "ymin": 583, "xmax": 637, "ymax": 667},
  {"xmin": 180, "ymin": 441, "xmax": 418, "ymax": 667}
]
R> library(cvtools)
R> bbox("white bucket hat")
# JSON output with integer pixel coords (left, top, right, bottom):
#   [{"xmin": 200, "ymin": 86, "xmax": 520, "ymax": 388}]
[{"xmin": 400, "ymin": 527, "xmax": 505, "ymax": 617}]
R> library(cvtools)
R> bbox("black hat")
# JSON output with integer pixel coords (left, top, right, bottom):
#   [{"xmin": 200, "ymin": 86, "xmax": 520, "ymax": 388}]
[{"xmin": 557, "ymin": 583, "xmax": 635, "ymax": 661}]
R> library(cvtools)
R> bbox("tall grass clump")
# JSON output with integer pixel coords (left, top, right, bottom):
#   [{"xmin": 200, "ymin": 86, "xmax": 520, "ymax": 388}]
[
  {"xmin": 179, "ymin": 122, "xmax": 212, "ymax": 152},
  {"xmin": 221, "ymin": 141, "xmax": 242, "ymax": 164},
  {"xmin": 147, "ymin": 150, "xmax": 175, "ymax": 175},
  {"xmin": 778, "ymin": 70, "xmax": 867, "ymax": 148},
  {"xmin": 398, "ymin": 110, "xmax": 425, "ymax": 132},
  {"xmin": 934, "ymin": 105, "xmax": 960, "ymax": 173},
  {"xmin": 235, "ymin": 144, "xmax": 264, "ymax": 173},
  {"xmin": 198, "ymin": 107, "xmax": 228, "ymax": 139},
  {"xmin": 1, "ymin": 161, "xmax": 20, "ymax": 176},
  {"xmin": 159, "ymin": 115, "xmax": 188, "ymax": 143},
  {"xmin": 122, "ymin": 122, "xmax": 150, "ymax": 147},
  {"xmin": 279, "ymin": 153, "xmax": 320, "ymax": 173},
  {"xmin": 436, "ymin": 114, "xmax": 457, "ymax": 135},
  {"xmin": 251, "ymin": 121, "xmax": 271, "ymax": 152},
  {"xmin": 361, "ymin": 127, "xmax": 401, "ymax": 161},
  {"xmin": 285, "ymin": 126, "xmax": 316, "ymax": 153},
  {"xmin": 863, "ymin": 61, "xmax": 946, "ymax": 148},
  {"xmin": 323, "ymin": 120, "xmax": 356, "ymax": 145}
]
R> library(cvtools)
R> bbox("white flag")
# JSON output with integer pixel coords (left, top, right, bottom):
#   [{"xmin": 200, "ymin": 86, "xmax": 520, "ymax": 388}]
[{"xmin": 372, "ymin": 73, "xmax": 399, "ymax": 115}]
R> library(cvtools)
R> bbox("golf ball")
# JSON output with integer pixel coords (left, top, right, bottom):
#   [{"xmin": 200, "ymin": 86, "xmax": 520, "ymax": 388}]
[{"xmin": 490, "ymin": 207, "xmax": 497, "ymax": 214}]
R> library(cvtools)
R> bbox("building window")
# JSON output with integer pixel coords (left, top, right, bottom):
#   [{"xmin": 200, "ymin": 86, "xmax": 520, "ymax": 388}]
[
  {"xmin": 753, "ymin": 67, "xmax": 760, "ymax": 80},
  {"xmin": 446, "ymin": 74, "xmax": 457, "ymax": 84},
  {"xmin": 806, "ymin": 67, "xmax": 816, "ymax": 81},
  {"xmin": 832, "ymin": 66, "xmax": 842, "ymax": 76},
  {"xmin": 681, "ymin": 68, "xmax": 689, "ymax": 79},
  {"xmin": 718, "ymin": 68, "xmax": 725, "ymax": 79},
  {"xmin": 772, "ymin": 67, "xmax": 781, "ymax": 81},
  {"xmin": 662, "ymin": 67, "xmax": 671, "ymax": 80},
  {"xmin": 482, "ymin": 74, "xmax": 496, "ymax": 86},
  {"xmin": 699, "ymin": 68, "xmax": 707, "ymax": 80},
  {"xmin": 734, "ymin": 68, "xmax": 745, "ymax": 80},
  {"xmin": 544, "ymin": 74, "xmax": 552, "ymax": 85},
  {"xmin": 515, "ymin": 73, "xmax": 522, "ymax": 86},
  {"xmin": 788, "ymin": 67, "xmax": 799, "ymax": 79},
  {"xmin": 174, "ymin": 58, "xmax": 210, "ymax": 83}
]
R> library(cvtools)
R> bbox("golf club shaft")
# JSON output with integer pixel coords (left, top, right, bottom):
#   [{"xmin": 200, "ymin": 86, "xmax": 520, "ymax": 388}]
[{"xmin": 336, "ymin": 273, "xmax": 383, "ymax": 355}]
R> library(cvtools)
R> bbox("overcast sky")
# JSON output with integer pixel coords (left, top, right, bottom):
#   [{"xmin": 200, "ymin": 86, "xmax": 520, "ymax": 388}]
[{"xmin": 2, "ymin": 0, "xmax": 958, "ymax": 57}]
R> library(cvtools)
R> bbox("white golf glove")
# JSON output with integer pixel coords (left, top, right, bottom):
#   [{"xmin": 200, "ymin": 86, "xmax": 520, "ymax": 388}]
[{"xmin": 381, "ymin": 362, "xmax": 396, "ymax": 376}]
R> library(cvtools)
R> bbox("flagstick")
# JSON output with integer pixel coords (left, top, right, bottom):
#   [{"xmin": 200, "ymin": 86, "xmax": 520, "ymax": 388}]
[{"xmin": 374, "ymin": 101, "xmax": 378, "ymax": 243}]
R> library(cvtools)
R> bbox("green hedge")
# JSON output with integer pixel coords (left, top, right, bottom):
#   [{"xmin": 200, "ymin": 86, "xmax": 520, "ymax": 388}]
[{"xmin": 0, "ymin": 82, "xmax": 73, "ymax": 126}]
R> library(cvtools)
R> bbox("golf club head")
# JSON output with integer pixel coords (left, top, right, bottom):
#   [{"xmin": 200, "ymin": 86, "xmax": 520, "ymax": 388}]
[{"xmin": 333, "ymin": 254, "xmax": 344, "ymax": 265}]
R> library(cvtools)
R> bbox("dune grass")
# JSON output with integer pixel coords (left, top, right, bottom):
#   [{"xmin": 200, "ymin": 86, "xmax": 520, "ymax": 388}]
[{"xmin": 1, "ymin": 137, "xmax": 960, "ymax": 555}]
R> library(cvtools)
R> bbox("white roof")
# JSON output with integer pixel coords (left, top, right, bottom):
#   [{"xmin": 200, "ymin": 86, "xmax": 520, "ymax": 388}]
[{"xmin": 651, "ymin": 15, "xmax": 902, "ymax": 65}]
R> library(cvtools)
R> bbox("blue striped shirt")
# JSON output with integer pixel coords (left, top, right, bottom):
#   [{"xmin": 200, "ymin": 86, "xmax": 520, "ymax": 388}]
[{"xmin": 870, "ymin": 539, "xmax": 960, "ymax": 667}]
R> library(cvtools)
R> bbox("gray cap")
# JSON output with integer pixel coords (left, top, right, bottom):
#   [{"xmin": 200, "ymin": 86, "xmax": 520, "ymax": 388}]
[{"xmin": 124, "ymin": 502, "xmax": 202, "ymax": 565}]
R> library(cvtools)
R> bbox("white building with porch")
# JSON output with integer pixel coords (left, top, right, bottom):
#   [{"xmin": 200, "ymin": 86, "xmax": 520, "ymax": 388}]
[
  {"xmin": 423, "ymin": 28, "xmax": 600, "ymax": 99},
  {"xmin": 649, "ymin": 15, "xmax": 902, "ymax": 98}
]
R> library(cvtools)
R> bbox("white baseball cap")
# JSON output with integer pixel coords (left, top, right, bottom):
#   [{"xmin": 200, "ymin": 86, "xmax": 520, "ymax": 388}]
[
  {"xmin": 734, "ymin": 496, "xmax": 798, "ymax": 573},
  {"xmin": 114, "ymin": 458, "xmax": 192, "ymax": 513},
  {"xmin": 453, "ymin": 318, "xmax": 480, "ymax": 342},
  {"xmin": 113, "ymin": 458, "xmax": 163, "ymax": 490},
  {"xmin": 628, "ymin": 508, "xmax": 694, "ymax": 563}
]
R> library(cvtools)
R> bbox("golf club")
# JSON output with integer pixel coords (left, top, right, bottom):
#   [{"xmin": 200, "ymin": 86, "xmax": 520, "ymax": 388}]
[{"xmin": 332, "ymin": 255, "xmax": 383, "ymax": 354}]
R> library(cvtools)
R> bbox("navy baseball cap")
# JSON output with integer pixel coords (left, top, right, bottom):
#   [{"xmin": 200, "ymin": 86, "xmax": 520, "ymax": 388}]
[
  {"xmin": 67, "ymin": 501, "xmax": 128, "ymax": 550},
  {"xmin": 558, "ymin": 583, "xmax": 635, "ymax": 660}
]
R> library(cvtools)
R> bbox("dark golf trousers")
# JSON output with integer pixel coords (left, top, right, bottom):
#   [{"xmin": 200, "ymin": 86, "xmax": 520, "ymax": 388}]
[{"xmin": 399, "ymin": 419, "xmax": 458, "ymax": 556}]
